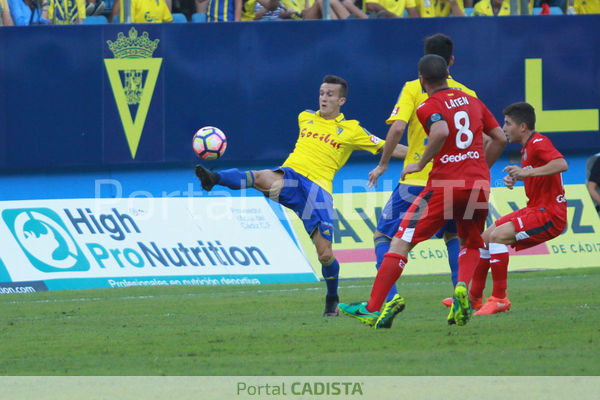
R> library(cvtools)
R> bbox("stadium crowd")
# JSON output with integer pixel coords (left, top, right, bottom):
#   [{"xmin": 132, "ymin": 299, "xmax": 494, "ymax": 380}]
[{"xmin": 0, "ymin": 0, "xmax": 598, "ymax": 25}]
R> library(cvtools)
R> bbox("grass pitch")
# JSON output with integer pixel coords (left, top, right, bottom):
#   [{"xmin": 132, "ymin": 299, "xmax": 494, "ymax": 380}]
[{"xmin": 0, "ymin": 267, "xmax": 598, "ymax": 376}]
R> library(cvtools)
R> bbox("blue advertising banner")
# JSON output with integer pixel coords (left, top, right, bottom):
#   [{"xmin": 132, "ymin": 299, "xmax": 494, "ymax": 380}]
[{"xmin": 0, "ymin": 16, "xmax": 598, "ymax": 171}]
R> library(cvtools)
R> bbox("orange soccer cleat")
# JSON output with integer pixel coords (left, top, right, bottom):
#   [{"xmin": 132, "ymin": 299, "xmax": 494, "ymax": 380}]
[{"xmin": 474, "ymin": 296, "xmax": 511, "ymax": 316}]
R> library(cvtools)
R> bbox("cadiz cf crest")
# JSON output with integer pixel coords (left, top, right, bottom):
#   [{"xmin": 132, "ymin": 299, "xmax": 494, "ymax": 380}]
[{"xmin": 105, "ymin": 28, "xmax": 162, "ymax": 158}]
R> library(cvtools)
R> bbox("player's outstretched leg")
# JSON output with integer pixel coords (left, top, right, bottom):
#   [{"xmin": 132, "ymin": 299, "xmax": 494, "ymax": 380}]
[
  {"xmin": 373, "ymin": 294, "xmax": 405, "ymax": 329},
  {"xmin": 195, "ymin": 164, "xmax": 220, "ymax": 191}
]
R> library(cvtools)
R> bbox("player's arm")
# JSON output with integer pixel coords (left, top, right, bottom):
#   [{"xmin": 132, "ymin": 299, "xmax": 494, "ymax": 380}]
[
  {"xmin": 483, "ymin": 126, "xmax": 507, "ymax": 167},
  {"xmin": 504, "ymin": 158, "xmax": 568, "ymax": 180},
  {"xmin": 368, "ymin": 119, "xmax": 407, "ymax": 187},
  {"xmin": 401, "ymin": 119, "xmax": 448, "ymax": 181},
  {"xmin": 391, "ymin": 144, "xmax": 408, "ymax": 159}
]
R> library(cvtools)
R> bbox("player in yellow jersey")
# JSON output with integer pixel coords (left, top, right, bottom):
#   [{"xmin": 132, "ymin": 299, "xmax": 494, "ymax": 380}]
[
  {"xmin": 367, "ymin": 34, "xmax": 481, "ymax": 326},
  {"xmin": 195, "ymin": 75, "xmax": 407, "ymax": 316}
]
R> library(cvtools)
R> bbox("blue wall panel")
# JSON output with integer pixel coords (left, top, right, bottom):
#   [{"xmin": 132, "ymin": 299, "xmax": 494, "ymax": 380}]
[{"xmin": 0, "ymin": 16, "xmax": 599, "ymax": 171}]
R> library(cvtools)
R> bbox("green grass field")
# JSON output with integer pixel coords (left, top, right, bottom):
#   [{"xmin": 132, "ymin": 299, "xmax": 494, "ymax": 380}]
[{"xmin": 0, "ymin": 267, "xmax": 598, "ymax": 376}]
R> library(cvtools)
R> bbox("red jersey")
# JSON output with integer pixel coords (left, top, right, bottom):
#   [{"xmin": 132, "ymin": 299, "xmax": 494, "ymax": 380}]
[
  {"xmin": 521, "ymin": 132, "xmax": 566, "ymax": 212},
  {"xmin": 416, "ymin": 88, "xmax": 500, "ymax": 188}
]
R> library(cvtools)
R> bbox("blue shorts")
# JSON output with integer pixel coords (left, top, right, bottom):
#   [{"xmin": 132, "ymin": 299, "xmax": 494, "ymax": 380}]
[
  {"xmin": 377, "ymin": 184, "xmax": 457, "ymax": 240},
  {"xmin": 275, "ymin": 167, "xmax": 335, "ymax": 242}
]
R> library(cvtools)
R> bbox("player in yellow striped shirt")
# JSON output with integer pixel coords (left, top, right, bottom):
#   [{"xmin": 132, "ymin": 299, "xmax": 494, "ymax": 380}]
[
  {"xmin": 367, "ymin": 34, "xmax": 478, "ymax": 320},
  {"xmin": 196, "ymin": 75, "xmax": 407, "ymax": 316}
]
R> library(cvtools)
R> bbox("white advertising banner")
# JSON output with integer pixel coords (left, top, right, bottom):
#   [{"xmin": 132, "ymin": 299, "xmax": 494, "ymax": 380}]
[{"xmin": 0, "ymin": 197, "xmax": 317, "ymax": 291}]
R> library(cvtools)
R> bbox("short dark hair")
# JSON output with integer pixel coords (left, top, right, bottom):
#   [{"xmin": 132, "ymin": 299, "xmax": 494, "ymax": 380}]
[
  {"xmin": 323, "ymin": 75, "xmax": 348, "ymax": 98},
  {"xmin": 418, "ymin": 54, "xmax": 448, "ymax": 86},
  {"xmin": 424, "ymin": 33, "xmax": 453, "ymax": 65},
  {"xmin": 503, "ymin": 102, "xmax": 536, "ymax": 130}
]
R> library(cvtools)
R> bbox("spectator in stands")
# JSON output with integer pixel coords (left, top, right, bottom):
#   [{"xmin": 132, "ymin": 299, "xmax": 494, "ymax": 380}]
[
  {"xmin": 416, "ymin": 0, "xmax": 466, "ymax": 16},
  {"xmin": 47, "ymin": 0, "xmax": 86, "ymax": 23},
  {"xmin": 111, "ymin": 0, "xmax": 173, "ymax": 22},
  {"xmin": 242, "ymin": 0, "xmax": 278, "ymax": 20},
  {"xmin": 587, "ymin": 156, "xmax": 600, "ymax": 215},
  {"xmin": 254, "ymin": 0, "xmax": 286, "ymax": 19},
  {"xmin": 206, "ymin": 0, "xmax": 241, "ymax": 20},
  {"xmin": 571, "ymin": 0, "xmax": 600, "ymax": 14},
  {"xmin": 366, "ymin": 0, "xmax": 419, "ymax": 18},
  {"xmin": 472, "ymin": 0, "xmax": 532, "ymax": 15},
  {"xmin": 172, "ymin": 0, "xmax": 202, "ymax": 19},
  {"xmin": 1, "ymin": 0, "xmax": 15, "ymax": 24},
  {"xmin": 277, "ymin": 0, "xmax": 364, "ymax": 19},
  {"xmin": 7, "ymin": 0, "xmax": 49, "ymax": 24}
]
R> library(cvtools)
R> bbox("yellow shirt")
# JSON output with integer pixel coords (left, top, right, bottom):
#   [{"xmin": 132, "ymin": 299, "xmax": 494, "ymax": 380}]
[
  {"xmin": 417, "ymin": 0, "xmax": 464, "ymax": 17},
  {"xmin": 48, "ymin": 0, "xmax": 86, "ymax": 24},
  {"xmin": 282, "ymin": 110, "xmax": 384, "ymax": 194},
  {"xmin": 123, "ymin": 0, "xmax": 173, "ymax": 23},
  {"xmin": 386, "ymin": 77, "xmax": 476, "ymax": 186},
  {"xmin": 366, "ymin": 0, "xmax": 416, "ymax": 16},
  {"xmin": 241, "ymin": 0, "xmax": 256, "ymax": 20},
  {"xmin": 472, "ymin": 0, "xmax": 532, "ymax": 15},
  {"xmin": 574, "ymin": 0, "xmax": 600, "ymax": 14}
]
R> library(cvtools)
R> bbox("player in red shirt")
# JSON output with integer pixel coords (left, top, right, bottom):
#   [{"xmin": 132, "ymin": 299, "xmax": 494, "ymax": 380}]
[
  {"xmin": 338, "ymin": 54, "xmax": 507, "ymax": 328},
  {"xmin": 470, "ymin": 102, "xmax": 568, "ymax": 315}
]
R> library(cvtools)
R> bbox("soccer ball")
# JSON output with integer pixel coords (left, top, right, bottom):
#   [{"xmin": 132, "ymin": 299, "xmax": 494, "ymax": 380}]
[{"xmin": 192, "ymin": 126, "xmax": 227, "ymax": 160}]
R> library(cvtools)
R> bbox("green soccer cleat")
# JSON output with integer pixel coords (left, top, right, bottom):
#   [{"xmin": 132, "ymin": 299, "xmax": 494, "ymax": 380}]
[
  {"xmin": 338, "ymin": 301, "xmax": 380, "ymax": 326},
  {"xmin": 374, "ymin": 294, "xmax": 406, "ymax": 329},
  {"xmin": 450, "ymin": 282, "xmax": 472, "ymax": 326}
]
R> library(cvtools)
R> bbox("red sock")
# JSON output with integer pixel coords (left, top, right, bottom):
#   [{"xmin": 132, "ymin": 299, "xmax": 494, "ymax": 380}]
[
  {"xmin": 457, "ymin": 247, "xmax": 480, "ymax": 286},
  {"xmin": 490, "ymin": 253, "xmax": 509, "ymax": 298},
  {"xmin": 366, "ymin": 252, "xmax": 406, "ymax": 312},
  {"xmin": 470, "ymin": 252, "xmax": 490, "ymax": 299}
]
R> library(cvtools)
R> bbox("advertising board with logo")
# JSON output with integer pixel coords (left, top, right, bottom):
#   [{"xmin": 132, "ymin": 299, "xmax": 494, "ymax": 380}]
[
  {"xmin": 0, "ymin": 198, "xmax": 317, "ymax": 292},
  {"xmin": 287, "ymin": 185, "xmax": 600, "ymax": 279}
]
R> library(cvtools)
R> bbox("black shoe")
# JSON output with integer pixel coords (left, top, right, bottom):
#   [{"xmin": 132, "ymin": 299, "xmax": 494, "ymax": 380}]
[
  {"xmin": 323, "ymin": 295, "xmax": 339, "ymax": 317},
  {"xmin": 195, "ymin": 164, "xmax": 220, "ymax": 191}
]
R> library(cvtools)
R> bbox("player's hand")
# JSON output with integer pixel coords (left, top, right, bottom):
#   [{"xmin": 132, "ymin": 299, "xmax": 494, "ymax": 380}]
[
  {"xmin": 368, "ymin": 165, "xmax": 387, "ymax": 188},
  {"xmin": 401, "ymin": 163, "xmax": 422, "ymax": 181},
  {"xmin": 503, "ymin": 174, "xmax": 516, "ymax": 190},
  {"xmin": 503, "ymin": 165, "xmax": 529, "ymax": 180}
]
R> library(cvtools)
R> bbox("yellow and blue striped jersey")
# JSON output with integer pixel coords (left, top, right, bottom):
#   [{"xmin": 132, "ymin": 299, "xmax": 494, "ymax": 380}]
[
  {"xmin": 208, "ymin": 0, "xmax": 237, "ymax": 21},
  {"xmin": 48, "ymin": 0, "xmax": 86, "ymax": 24},
  {"xmin": 366, "ymin": 0, "xmax": 416, "ymax": 17},
  {"xmin": 282, "ymin": 110, "xmax": 385, "ymax": 194},
  {"xmin": 416, "ymin": 0, "xmax": 465, "ymax": 17},
  {"xmin": 386, "ymin": 76, "xmax": 476, "ymax": 186}
]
